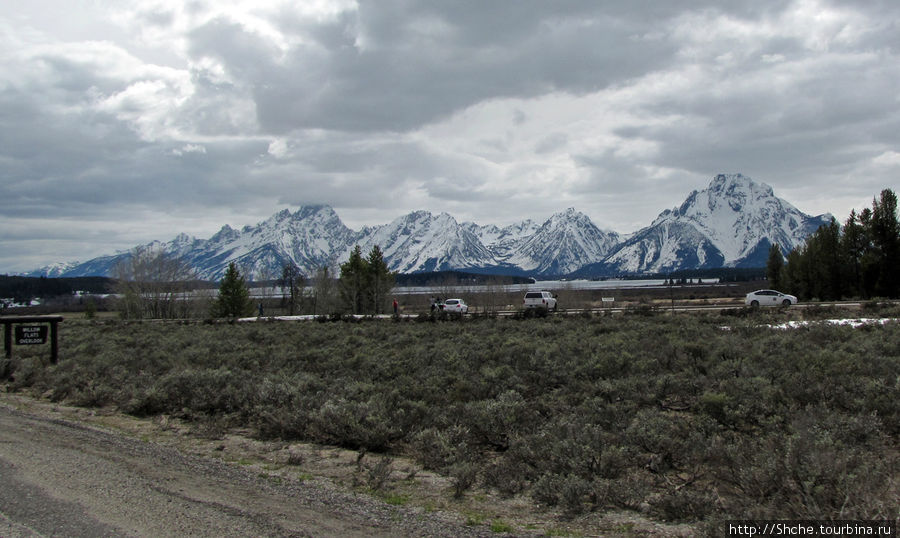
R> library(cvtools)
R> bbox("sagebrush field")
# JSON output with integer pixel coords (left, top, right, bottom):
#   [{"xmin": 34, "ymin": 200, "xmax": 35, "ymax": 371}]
[{"xmin": 4, "ymin": 306, "xmax": 898, "ymax": 528}]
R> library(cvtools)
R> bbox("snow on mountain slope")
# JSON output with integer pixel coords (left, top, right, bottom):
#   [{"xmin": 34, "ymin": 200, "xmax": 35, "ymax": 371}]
[
  {"xmin": 348, "ymin": 211, "xmax": 498, "ymax": 273},
  {"xmin": 462, "ymin": 219, "xmax": 540, "ymax": 260},
  {"xmin": 24, "ymin": 173, "xmax": 830, "ymax": 279},
  {"xmin": 25, "ymin": 261, "xmax": 80, "ymax": 278},
  {"xmin": 504, "ymin": 208, "xmax": 621, "ymax": 274},
  {"xmin": 675, "ymin": 174, "xmax": 829, "ymax": 263},
  {"xmin": 599, "ymin": 174, "xmax": 831, "ymax": 274},
  {"xmin": 599, "ymin": 220, "xmax": 725, "ymax": 274},
  {"xmin": 182, "ymin": 205, "xmax": 358, "ymax": 279},
  {"xmin": 31, "ymin": 205, "xmax": 358, "ymax": 281}
]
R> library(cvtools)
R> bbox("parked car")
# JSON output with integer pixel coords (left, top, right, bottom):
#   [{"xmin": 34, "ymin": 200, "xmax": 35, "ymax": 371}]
[
  {"xmin": 745, "ymin": 289, "xmax": 798, "ymax": 307},
  {"xmin": 442, "ymin": 298, "xmax": 469, "ymax": 313},
  {"xmin": 524, "ymin": 291, "xmax": 558, "ymax": 311}
]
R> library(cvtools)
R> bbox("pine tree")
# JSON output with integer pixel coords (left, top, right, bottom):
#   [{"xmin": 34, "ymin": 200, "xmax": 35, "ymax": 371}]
[
  {"xmin": 766, "ymin": 244, "xmax": 783, "ymax": 290},
  {"xmin": 840, "ymin": 209, "xmax": 868, "ymax": 297},
  {"xmin": 211, "ymin": 262, "xmax": 254, "ymax": 318},
  {"xmin": 871, "ymin": 189, "xmax": 900, "ymax": 297},
  {"xmin": 857, "ymin": 207, "xmax": 880, "ymax": 298},
  {"xmin": 338, "ymin": 245, "xmax": 395, "ymax": 314},
  {"xmin": 339, "ymin": 245, "xmax": 369, "ymax": 314},
  {"xmin": 366, "ymin": 245, "xmax": 395, "ymax": 314},
  {"xmin": 782, "ymin": 248, "xmax": 807, "ymax": 299},
  {"xmin": 784, "ymin": 188, "xmax": 899, "ymax": 300},
  {"xmin": 817, "ymin": 218, "xmax": 843, "ymax": 300}
]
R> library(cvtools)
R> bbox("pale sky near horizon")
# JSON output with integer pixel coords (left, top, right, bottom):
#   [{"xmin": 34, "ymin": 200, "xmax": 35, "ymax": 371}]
[{"xmin": 2, "ymin": 0, "xmax": 899, "ymax": 272}]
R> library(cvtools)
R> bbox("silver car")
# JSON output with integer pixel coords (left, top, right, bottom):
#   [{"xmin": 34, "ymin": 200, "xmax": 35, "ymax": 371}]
[{"xmin": 745, "ymin": 289, "xmax": 798, "ymax": 307}]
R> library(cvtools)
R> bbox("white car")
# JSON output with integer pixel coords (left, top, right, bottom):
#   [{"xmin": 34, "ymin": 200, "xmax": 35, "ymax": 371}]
[
  {"xmin": 523, "ymin": 291, "xmax": 558, "ymax": 311},
  {"xmin": 442, "ymin": 298, "xmax": 469, "ymax": 313},
  {"xmin": 745, "ymin": 289, "xmax": 798, "ymax": 307}
]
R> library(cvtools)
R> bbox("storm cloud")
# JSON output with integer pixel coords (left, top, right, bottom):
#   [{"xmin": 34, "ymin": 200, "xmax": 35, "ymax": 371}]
[{"xmin": 2, "ymin": 0, "xmax": 898, "ymax": 272}]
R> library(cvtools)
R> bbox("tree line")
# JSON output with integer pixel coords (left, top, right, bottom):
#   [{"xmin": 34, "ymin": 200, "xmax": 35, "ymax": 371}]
[
  {"xmin": 110, "ymin": 244, "xmax": 395, "ymax": 319},
  {"xmin": 768, "ymin": 189, "xmax": 899, "ymax": 300},
  {"xmin": 0, "ymin": 276, "xmax": 111, "ymax": 304}
]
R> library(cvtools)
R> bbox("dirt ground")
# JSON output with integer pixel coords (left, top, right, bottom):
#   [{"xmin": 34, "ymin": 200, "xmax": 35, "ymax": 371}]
[{"xmin": 0, "ymin": 390, "xmax": 696, "ymax": 537}]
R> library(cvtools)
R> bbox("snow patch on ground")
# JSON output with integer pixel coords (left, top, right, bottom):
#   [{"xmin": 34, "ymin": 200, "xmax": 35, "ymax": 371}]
[
  {"xmin": 768, "ymin": 318, "xmax": 898, "ymax": 329},
  {"xmin": 719, "ymin": 318, "xmax": 898, "ymax": 331}
]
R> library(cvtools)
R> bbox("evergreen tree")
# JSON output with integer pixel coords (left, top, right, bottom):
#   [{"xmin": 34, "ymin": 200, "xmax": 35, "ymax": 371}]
[
  {"xmin": 840, "ymin": 209, "xmax": 868, "ymax": 297},
  {"xmin": 766, "ymin": 244, "xmax": 783, "ymax": 290},
  {"xmin": 815, "ymin": 218, "xmax": 844, "ymax": 300},
  {"xmin": 857, "ymin": 207, "xmax": 880, "ymax": 298},
  {"xmin": 784, "ymin": 188, "xmax": 899, "ymax": 300},
  {"xmin": 339, "ymin": 245, "xmax": 369, "ymax": 314},
  {"xmin": 338, "ymin": 245, "xmax": 396, "ymax": 314},
  {"xmin": 366, "ymin": 245, "xmax": 395, "ymax": 314},
  {"xmin": 870, "ymin": 189, "xmax": 900, "ymax": 297},
  {"xmin": 211, "ymin": 262, "xmax": 254, "ymax": 318},
  {"xmin": 782, "ymin": 248, "xmax": 807, "ymax": 299}
]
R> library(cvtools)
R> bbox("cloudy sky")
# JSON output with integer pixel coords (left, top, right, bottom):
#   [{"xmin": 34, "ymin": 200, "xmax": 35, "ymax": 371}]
[{"xmin": 2, "ymin": 0, "xmax": 899, "ymax": 273}]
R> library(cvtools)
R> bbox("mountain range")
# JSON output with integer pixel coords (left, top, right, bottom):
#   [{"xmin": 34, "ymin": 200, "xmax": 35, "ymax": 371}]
[{"xmin": 27, "ymin": 174, "xmax": 831, "ymax": 280}]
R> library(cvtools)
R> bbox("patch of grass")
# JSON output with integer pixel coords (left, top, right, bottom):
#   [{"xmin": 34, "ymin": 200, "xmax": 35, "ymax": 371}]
[
  {"xmin": 464, "ymin": 511, "xmax": 487, "ymax": 526},
  {"xmin": 381, "ymin": 493, "xmax": 410, "ymax": 506},
  {"xmin": 611, "ymin": 522, "xmax": 636, "ymax": 533}
]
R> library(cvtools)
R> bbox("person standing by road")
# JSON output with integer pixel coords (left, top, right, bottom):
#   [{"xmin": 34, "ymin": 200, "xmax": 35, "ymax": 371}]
[{"xmin": 392, "ymin": 298, "xmax": 399, "ymax": 315}]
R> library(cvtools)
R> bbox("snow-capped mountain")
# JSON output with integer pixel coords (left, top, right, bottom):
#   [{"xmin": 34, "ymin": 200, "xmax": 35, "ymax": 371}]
[
  {"xmin": 463, "ymin": 219, "xmax": 540, "ymax": 261},
  {"xmin": 183, "ymin": 205, "xmax": 359, "ymax": 279},
  {"xmin": 582, "ymin": 174, "xmax": 831, "ymax": 274},
  {"xmin": 501, "ymin": 208, "xmax": 621, "ymax": 274},
  {"xmin": 350, "ymin": 211, "xmax": 498, "ymax": 273},
  {"xmin": 26, "ymin": 261, "xmax": 79, "ymax": 278},
  {"xmin": 461, "ymin": 209, "xmax": 621, "ymax": 275},
  {"xmin": 30, "ymin": 206, "xmax": 358, "ymax": 281},
  {"xmin": 24, "ymin": 174, "xmax": 830, "ymax": 280}
]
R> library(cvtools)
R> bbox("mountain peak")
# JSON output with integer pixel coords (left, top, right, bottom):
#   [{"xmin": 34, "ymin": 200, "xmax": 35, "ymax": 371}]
[
  {"xmin": 605, "ymin": 173, "xmax": 831, "ymax": 273},
  {"xmin": 210, "ymin": 224, "xmax": 239, "ymax": 244},
  {"xmin": 24, "ymin": 174, "xmax": 829, "ymax": 279},
  {"xmin": 709, "ymin": 173, "xmax": 774, "ymax": 200},
  {"xmin": 293, "ymin": 204, "xmax": 337, "ymax": 220}
]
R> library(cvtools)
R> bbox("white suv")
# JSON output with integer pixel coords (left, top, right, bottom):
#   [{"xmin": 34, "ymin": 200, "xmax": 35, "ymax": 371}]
[{"xmin": 524, "ymin": 291, "xmax": 558, "ymax": 311}]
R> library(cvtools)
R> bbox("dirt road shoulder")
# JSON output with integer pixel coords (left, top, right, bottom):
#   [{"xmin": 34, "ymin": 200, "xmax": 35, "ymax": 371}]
[{"xmin": 0, "ymin": 393, "xmax": 500, "ymax": 537}]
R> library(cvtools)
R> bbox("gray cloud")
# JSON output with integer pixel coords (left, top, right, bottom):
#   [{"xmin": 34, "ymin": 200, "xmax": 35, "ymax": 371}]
[{"xmin": 2, "ymin": 0, "xmax": 899, "ymax": 272}]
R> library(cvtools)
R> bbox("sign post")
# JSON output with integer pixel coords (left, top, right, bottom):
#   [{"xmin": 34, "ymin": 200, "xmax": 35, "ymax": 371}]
[{"xmin": 1, "ymin": 316, "xmax": 63, "ymax": 364}]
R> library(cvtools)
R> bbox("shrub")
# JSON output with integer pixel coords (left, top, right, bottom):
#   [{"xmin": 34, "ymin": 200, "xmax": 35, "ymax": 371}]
[
  {"xmin": 449, "ymin": 462, "xmax": 478, "ymax": 498},
  {"xmin": 650, "ymin": 487, "xmax": 716, "ymax": 521},
  {"xmin": 7, "ymin": 316, "xmax": 895, "ymax": 524}
]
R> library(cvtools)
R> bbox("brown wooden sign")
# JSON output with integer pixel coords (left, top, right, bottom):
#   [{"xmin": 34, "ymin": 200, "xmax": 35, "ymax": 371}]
[
  {"xmin": 16, "ymin": 325, "xmax": 48, "ymax": 345},
  {"xmin": 2, "ymin": 315, "xmax": 63, "ymax": 364}
]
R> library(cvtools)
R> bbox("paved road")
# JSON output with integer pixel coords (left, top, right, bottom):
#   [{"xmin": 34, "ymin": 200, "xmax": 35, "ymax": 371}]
[
  {"xmin": 0, "ymin": 404, "xmax": 491, "ymax": 538},
  {"xmin": 239, "ymin": 300, "xmax": 878, "ymax": 322}
]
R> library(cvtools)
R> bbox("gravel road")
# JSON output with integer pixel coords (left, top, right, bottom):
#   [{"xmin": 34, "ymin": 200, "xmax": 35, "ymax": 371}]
[{"xmin": 0, "ymin": 404, "xmax": 498, "ymax": 537}]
